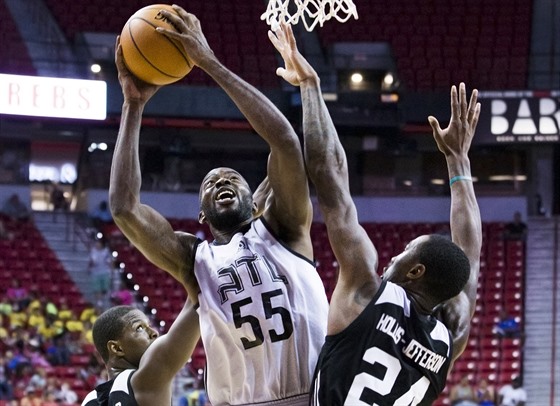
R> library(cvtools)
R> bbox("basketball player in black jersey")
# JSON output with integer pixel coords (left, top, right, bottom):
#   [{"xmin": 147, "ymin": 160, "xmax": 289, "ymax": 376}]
[
  {"xmin": 270, "ymin": 24, "xmax": 482, "ymax": 405},
  {"xmin": 81, "ymin": 300, "xmax": 199, "ymax": 405}
]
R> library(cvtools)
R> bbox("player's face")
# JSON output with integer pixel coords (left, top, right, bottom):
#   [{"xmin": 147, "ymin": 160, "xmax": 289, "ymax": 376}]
[
  {"xmin": 118, "ymin": 310, "xmax": 159, "ymax": 367},
  {"xmin": 199, "ymin": 167, "xmax": 254, "ymax": 230},
  {"xmin": 382, "ymin": 235, "xmax": 429, "ymax": 284}
]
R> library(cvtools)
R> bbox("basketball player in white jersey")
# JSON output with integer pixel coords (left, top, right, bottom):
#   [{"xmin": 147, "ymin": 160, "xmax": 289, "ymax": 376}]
[
  {"xmin": 270, "ymin": 24, "xmax": 482, "ymax": 405},
  {"xmin": 81, "ymin": 300, "xmax": 199, "ymax": 406},
  {"xmin": 110, "ymin": 6, "xmax": 328, "ymax": 406}
]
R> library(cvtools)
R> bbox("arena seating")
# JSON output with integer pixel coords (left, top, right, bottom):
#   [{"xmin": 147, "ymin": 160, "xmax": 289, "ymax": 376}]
[
  {"xmin": 0, "ymin": 214, "xmax": 87, "ymax": 313},
  {"xmin": 3, "ymin": 0, "xmax": 532, "ymax": 92},
  {"xmin": 41, "ymin": 0, "xmax": 282, "ymax": 88},
  {"xmin": 106, "ymin": 219, "xmax": 525, "ymax": 404},
  {"xmin": 0, "ymin": 214, "xmax": 92, "ymax": 401},
  {"xmin": 315, "ymin": 0, "xmax": 532, "ymax": 91}
]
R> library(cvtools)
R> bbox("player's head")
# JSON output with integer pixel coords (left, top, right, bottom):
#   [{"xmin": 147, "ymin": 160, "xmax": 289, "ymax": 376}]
[
  {"xmin": 198, "ymin": 167, "xmax": 258, "ymax": 231},
  {"xmin": 382, "ymin": 234, "xmax": 470, "ymax": 303},
  {"xmin": 92, "ymin": 306, "xmax": 159, "ymax": 366}
]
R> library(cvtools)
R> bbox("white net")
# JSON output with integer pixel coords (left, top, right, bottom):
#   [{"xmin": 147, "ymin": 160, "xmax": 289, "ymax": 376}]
[{"xmin": 261, "ymin": 0, "xmax": 358, "ymax": 32}]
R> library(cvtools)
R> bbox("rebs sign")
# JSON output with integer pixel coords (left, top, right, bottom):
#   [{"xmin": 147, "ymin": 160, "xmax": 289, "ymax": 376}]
[
  {"xmin": 477, "ymin": 90, "xmax": 560, "ymax": 144},
  {"xmin": 0, "ymin": 73, "xmax": 106, "ymax": 120}
]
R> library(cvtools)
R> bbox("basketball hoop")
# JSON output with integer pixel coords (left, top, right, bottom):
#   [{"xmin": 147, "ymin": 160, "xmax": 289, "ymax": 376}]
[{"xmin": 261, "ymin": 0, "xmax": 358, "ymax": 32}]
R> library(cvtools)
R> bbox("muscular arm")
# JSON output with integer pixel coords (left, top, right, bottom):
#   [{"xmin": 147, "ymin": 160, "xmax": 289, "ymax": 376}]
[
  {"xmin": 109, "ymin": 40, "xmax": 199, "ymax": 299},
  {"xmin": 270, "ymin": 23, "xmax": 379, "ymax": 332},
  {"xmin": 201, "ymin": 59, "xmax": 312, "ymax": 249},
  {"xmin": 300, "ymin": 78, "xmax": 380, "ymax": 333},
  {"xmin": 159, "ymin": 7, "xmax": 312, "ymax": 258},
  {"xmin": 429, "ymin": 84, "xmax": 482, "ymax": 361},
  {"xmin": 133, "ymin": 300, "xmax": 200, "ymax": 405}
]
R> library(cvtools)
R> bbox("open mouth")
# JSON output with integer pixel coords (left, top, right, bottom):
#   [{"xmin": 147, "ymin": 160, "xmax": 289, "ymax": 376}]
[{"xmin": 215, "ymin": 188, "xmax": 235, "ymax": 202}]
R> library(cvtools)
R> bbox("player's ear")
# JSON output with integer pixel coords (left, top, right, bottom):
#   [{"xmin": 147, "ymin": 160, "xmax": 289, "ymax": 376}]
[
  {"xmin": 407, "ymin": 264, "xmax": 425, "ymax": 280},
  {"xmin": 198, "ymin": 210, "xmax": 206, "ymax": 224},
  {"xmin": 108, "ymin": 340, "xmax": 124, "ymax": 357}
]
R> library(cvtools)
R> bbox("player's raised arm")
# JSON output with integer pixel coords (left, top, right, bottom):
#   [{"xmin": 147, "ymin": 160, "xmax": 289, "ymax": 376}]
[
  {"xmin": 429, "ymin": 83, "xmax": 482, "ymax": 361},
  {"xmin": 132, "ymin": 299, "xmax": 200, "ymax": 405},
  {"xmin": 109, "ymin": 37, "xmax": 200, "ymax": 298},
  {"xmin": 270, "ymin": 23, "xmax": 380, "ymax": 332},
  {"xmin": 158, "ymin": 7, "xmax": 312, "ymax": 258}
]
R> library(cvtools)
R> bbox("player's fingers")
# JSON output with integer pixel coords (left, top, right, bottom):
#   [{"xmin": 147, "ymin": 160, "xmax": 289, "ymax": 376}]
[
  {"xmin": 449, "ymin": 85, "xmax": 459, "ymax": 121},
  {"xmin": 471, "ymin": 103, "xmax": 481, "ymax": 132},
  {"xmin": 156, "ymin": 27, "xmax": 183, "ymax": 44},
  {"xmin": 428, "ymin": 116, "xmax": 442, "ymax": 136},
  {"xmin": 459, "ymin": 82, "xmax": 467, "ymax": 120},
  {"xmin": 283, "ymin": 22, "xmax": 297, "ymax": 49},
  {"xmin": 467, "ymin": 88, "xmax": 478, "ymax": 124},
  {"xmin": 159, "ymin": 8, "xmax": 187, "ymax": 33},
  {"xmin": 268, "ymin": 30, "xmax": 282, "ymax": 50},
  {"xmin": 171, "ymin": 4, "xmax": 190, "ymax": 23}
]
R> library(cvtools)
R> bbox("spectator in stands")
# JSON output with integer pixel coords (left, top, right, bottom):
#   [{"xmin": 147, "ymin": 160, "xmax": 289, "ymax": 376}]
[
  {"xmin": 46, "ymin": 332, "xmax": 71, "ymax": 366},
  {"xmin": 39, "ymin": 296, "xmax": 58, "ymax": 323},
  {"xmin": 450, "ymin": 375, "xmax": 478, "ymax": 405},
  {"xmin": 1, "ymin": 193, "xmax": 31, "ymax": 222},
  {"xmin": 270, "ymin": 23, "xmax": 481, "ymax": 404},
  {"xmin": 90, "ymin": 200, "xmax": 113, "ymax": 231},
  {"xmin": 42, "ymin": 376, "xmax": 62, "ymax": 405},
  {"xmin": 26, "ymin": 366, "xmax": 48, "ymax": 395},
  {"xmin": 109, "ymin": 8, "xmax": 328, "ymax": 406},
  {"xmin": 503, "ymin": 211, "xmax": 527, "ymax": 241},
  {"xmin": 178, "ymin": 378, "xmax": 208, "ymax": 406},
  {"xmin": 81, "ymin": 301, "xmax": 199, "ymax": 406},
  {"xmin": 27, "ymin": 340, "xmax": 51, "ymax": 369},
  {"xmin": 57, "ymin": 299, "xmax": 74, "ymax": 322},
  {"xmin": 87, "ymin": 238, "xmax": 115, "ymax": 308},
  {"xmin": 0, "ymin": 297, "xmax": 13, "ymax": 317},
  {"xmin": 0, "ymin": 355, "xmax": 14, "ymax": 401},
  {"xmin": 79, "ymin": 302, "xmax": 98, "ymax": 325},
  {"xmin": 497, "ymin": 376, "xmax": 526, "ymax": 406},
  {"xmin": 493, "ymin": 309, "xmax": 522, "ymax": 339},
  {"xmin": 65, "ymin": 313, "xmax": 84, "ymax": 334},
  {"xmin": 110, "ymin": 280, "xmax": 135, "ymax": 306},
  {"xmin": 55, "ymin": 381, "xmax": 78, "ymax": 404},
  {"xmin": 37, "ymin": 317, "xmax": 64, "ymax": 341},
  {"xmin": 19, "ymin": 386, "xmax": 42, "ymax": 406},
  {"xmin": 27, "ymin": 305, "xmax": 46, "ymax": 331},
  {"xmin": 6, "ymin": 280, "xmax": 31, "ymax": 310},
  {"xmin": 50, "ymin": 183, "xmax": 69, "ymax": 221},
  {"xmin": 476, "ymin": 378, "xmax": 496, "ymax": 406}
]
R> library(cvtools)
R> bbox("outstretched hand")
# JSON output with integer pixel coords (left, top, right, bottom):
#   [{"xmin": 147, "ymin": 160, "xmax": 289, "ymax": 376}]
[
  {"xmin": 428, "ymin": 83, "xmax": 480, "ymax": 157},
  {"xmin": 115, "ymin": 36, "xmax": 160, "ymax": 104},
  {"xmin": 268, "ymin": 23, "xmax": 317, "ymax": 86},
  {"xmin": 156, "ymin": 5, "xmax": 214, "ymax": 68}
]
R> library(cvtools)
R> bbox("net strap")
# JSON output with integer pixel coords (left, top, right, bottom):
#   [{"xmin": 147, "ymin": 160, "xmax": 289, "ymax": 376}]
[{"xmin": 261, "ymin": 0, "xmax": 358, "ymax": 32}]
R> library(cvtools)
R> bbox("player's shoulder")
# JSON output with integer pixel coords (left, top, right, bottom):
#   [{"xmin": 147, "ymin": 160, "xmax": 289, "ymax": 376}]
[{"xmin": 81, "ymin": 389, "xmax": 98, "ymax": 406}]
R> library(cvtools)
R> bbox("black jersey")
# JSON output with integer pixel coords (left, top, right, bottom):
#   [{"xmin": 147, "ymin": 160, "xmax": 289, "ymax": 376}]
[
  {"xmin": 81, "ymin": 369, "xmax": 138, "ymax": 406},
  {"xmin": 310, "ymin": 281, "xmax": 453, "ymax": 406}
]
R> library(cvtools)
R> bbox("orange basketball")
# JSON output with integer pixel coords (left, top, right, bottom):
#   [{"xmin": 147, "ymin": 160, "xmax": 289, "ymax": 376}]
[{"xmin": 120, "ymin": 4, "xmax": 193, "ymax": 85}]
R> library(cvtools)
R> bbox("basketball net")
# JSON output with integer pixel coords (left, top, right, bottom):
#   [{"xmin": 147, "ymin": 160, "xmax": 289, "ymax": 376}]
[{"xmin": 261, "ymin": 0, "xmax": 358, "ymax": 32}]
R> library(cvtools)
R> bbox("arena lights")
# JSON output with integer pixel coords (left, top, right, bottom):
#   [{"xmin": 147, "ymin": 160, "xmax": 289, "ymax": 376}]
[
  {"xmin": 350, "ymin": 72, "xmax": 363, "ymax": 84},
  {"xmin": 90, "ymin": 63, "xmax": 102, "ymax": 74}
]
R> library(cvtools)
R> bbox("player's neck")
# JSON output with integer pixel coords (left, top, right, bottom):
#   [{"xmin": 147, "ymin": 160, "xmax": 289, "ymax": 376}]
[
  {"xmin": 406, "ymin": 291, "xmax": 437, "ymax": 315},
  {"xmin": 211, "ymin": 220, "xmax": 252, "ymax": 245}
]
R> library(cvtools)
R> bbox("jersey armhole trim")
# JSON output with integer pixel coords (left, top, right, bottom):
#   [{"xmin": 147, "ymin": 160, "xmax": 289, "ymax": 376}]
[{"xmin": 257, "ymin": 217, "xmax": 315, "ymax": 267}]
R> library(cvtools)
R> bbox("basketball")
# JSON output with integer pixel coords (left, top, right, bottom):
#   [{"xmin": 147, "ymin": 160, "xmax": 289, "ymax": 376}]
[{"xmin": 120, "ymin": 4, "xmax": 193, "ymax": 85}]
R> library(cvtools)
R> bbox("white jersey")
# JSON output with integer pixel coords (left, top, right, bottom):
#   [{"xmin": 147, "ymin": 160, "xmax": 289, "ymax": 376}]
[{"xmin": 194, "ymin": 218, "xmax": 329, "ymax": 406}]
